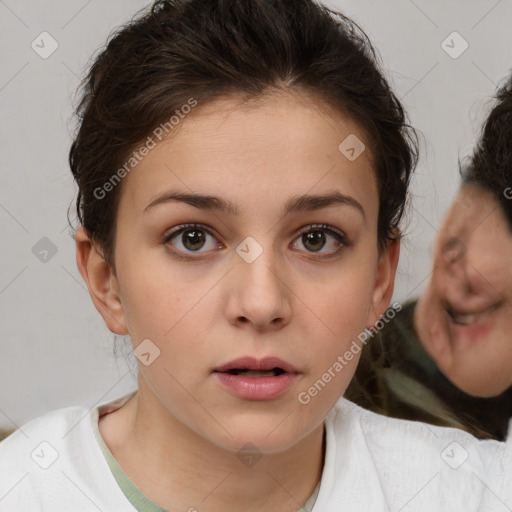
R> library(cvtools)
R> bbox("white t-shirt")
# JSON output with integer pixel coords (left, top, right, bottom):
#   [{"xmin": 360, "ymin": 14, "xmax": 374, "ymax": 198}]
[{"xmin": 0, "ymin": 393, "xmax": 511, "ymax": 511}]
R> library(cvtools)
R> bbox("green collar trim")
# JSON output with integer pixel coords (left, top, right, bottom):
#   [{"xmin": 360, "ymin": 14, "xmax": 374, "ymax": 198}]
[{"xmin": 91, "ymin": 396, "xmax": 320, "ymax": 512}]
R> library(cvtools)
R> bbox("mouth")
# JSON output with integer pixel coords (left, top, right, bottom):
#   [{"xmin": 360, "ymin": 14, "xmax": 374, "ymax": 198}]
[
  {"xmin": 214, "ymin": 356, "xmax": 299, "ymax": 375},
  {"xmin": 213, "ymin": 356, "xmax": 300, "ymax": 400},
  {"xmin": 221, "ymin": 368, "xmax": 287, "ymax": 378},
  {"xmin": 444, "ymin": 301, "xmax": 502, "ymax": 326}
]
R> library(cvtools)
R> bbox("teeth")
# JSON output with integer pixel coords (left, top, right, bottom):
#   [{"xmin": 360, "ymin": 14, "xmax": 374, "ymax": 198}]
[
  {"xmin": 451, "ymin": 313, "xmax": 475, "ymax": 326},
  {"xmin": 447, "ymin": 303, "xmax": 500, "ymax": 326}
]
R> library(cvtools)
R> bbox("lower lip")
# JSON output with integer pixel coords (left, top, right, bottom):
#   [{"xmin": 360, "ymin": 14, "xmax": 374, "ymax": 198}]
[
  {"xmin": 214, "ymin": 372, "xmax": 299, "ymax": 401},
  {"xmin": 448, "ymin": 317, "xmax": 494, "ymax": 344}
]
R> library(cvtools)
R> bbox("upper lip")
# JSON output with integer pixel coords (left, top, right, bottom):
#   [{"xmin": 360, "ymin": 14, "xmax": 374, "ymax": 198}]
[
  {"xmin": 443, "ymin": 300, "xmax": 502, "ymax": 320},
  {"xmin": 214, "ymin": 356, "xmax": 299, "ymax": 373}
]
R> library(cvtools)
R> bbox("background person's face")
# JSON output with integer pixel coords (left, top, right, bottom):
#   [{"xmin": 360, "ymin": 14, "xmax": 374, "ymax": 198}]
[
  {"xmin": 102, "ymin": 91, "xmax": 397, "ymax": 454},
  {"xmin": 416, "ymin": 184, "xmax": 512, "ymax": 397}
]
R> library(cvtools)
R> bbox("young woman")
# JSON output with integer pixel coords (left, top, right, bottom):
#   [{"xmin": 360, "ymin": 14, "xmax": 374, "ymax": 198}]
[
  {"xmin": 1, "ymin": 1, "xmax": 511, "ymax": 510},
  {"xmin": 346, "ymin": 76, "xmax": 512, "ymax": 441}
]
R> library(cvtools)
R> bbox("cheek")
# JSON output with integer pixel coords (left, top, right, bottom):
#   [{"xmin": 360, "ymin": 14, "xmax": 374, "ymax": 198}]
[
  {"xmin": 115, "ymin": 256, "xmax": 191, "ymax": 342},
  {"xmin": 322, "ymin": 291, "xmax": 370, "ymax": 336},
  {"xmin": 477, "ymin": 252, "xmax": 512, "ymax": 287},
  {"xmin": 412, "ymin": 287, "xmax": 447, "ymax": 363},
  {"xmin": 292, "ymin": 248, "xmax": 381, "ymax": 366},
  {"xmin": 305, "ymin": 273, "xmax": 375, "ymax": 356},
  {"xmin": 296, "ymin": 292, "xmax": 365, "ymax": 411}
]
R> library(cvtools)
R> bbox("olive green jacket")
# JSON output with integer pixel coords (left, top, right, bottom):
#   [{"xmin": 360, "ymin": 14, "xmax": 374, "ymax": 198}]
[{"xmin": 345, "ymin": 301, "xmax": 512, "ymax": 440}]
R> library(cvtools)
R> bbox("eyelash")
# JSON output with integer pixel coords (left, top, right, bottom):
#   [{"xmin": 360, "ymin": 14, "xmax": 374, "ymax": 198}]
[{"xmin": 162, "ymin": 223, "xmax": 349, "ymax": 259}]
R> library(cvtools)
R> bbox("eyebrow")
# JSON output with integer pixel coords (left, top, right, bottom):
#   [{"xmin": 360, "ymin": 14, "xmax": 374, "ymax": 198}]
[{"xmin": 144, "ymin": 190, "xmax": 365, "ymax": 219}]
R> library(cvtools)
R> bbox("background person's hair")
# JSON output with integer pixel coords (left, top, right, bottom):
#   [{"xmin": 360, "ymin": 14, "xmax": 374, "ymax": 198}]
[
  {"xmin": 462, "ymin": 73, "xmax": 512, "ymax": 228},
  {"xmin": 68, "ymin": 0, "xmax": 418, "ymax": 272}
]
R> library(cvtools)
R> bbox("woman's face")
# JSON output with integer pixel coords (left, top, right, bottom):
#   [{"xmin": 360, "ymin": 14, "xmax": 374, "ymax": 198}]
[
  {"xmin": 78, "ymin": 90, "xmax": 398, "ymax": 454},
  {"xmin": 416, "ymin": 184, "xmax": 512, "ymax": 397}
]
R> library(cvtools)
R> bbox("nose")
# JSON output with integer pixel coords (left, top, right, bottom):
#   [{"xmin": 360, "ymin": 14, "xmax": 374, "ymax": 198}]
[
  {"xmin": 225, "ymin": 246, "xmax": 292, "ymax": 331},
  {"xmin": 438, "ymin": 236, "xmax": 501, "ymax": 310}
]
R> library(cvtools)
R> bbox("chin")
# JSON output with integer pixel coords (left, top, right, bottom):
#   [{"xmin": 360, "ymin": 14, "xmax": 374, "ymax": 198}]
[
  {"xmin": 214, "ymin": 428, "xmax": 306, "ymax": 456},
  {"xmin": 447, "ymin": 373, "xmax": 509, "ymax": 398}
]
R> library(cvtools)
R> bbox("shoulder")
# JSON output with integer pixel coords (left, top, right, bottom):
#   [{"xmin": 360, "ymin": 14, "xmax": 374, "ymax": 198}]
[
  {"xmin": 317, "ymin": 397, "xmax": 512, "ymax": 510},
  {"xmin": 0, "ymin": 404, "xmax": 85, "ymax": 508},
  {"xmin": 0, "ymin": 399, "xmax": 134, "ymax": 511},
  {"xmin": 333, "ymin": 396, "xmax": 497, "ymax": 452},
  {"xmin": 0, "ymin": 402, "xmax": 91, "ymax": 464},
  {"xmin": 330, "ymin": 396, "xmax": 508, "ymax": 467}
]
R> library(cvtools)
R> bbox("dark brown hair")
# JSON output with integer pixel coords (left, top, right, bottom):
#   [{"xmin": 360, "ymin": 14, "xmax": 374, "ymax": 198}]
[{"xmin": 69, "ymin": 0, "xmax": 418, "ymax": 271}]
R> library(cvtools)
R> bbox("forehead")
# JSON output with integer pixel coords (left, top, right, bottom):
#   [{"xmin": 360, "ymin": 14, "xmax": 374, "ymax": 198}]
[
  {"xmin": 119, "ymin": 90, "xmax": 379, "ymax": 221},
  {"xmin": 448, "ymin": 185, "xmax": 501, "ymax": 224},
  {"xmin": 440, "ymin": 184, "xmax": 511, "ymax": 245}
]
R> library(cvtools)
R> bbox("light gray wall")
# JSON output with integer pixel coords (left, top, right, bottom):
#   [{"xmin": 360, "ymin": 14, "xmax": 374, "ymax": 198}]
[{"xmin": 1, "ymin": 0, "xmax": 511, "ymax": 428}]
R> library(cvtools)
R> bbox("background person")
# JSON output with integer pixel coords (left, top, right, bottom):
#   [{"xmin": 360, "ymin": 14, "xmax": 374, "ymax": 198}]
[{"xmin": 346, "ymin": 75, "xmax": 512, "ymax": 441}]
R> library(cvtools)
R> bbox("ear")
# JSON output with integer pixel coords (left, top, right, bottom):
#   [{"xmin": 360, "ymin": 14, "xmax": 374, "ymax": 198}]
[
  {"xmin": 75, "ymin": 227, "xmax": 128, "ymax": 335},
  {"xmin": 367, "ymin": 235, "xmax": 400, "ymax": 327}
]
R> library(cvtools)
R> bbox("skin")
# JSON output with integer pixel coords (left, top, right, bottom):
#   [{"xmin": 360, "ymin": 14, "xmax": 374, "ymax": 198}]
[
  {"xmin": 415, "ymin": 183, "xmax": 512, "ymax": 397},
  {"xmin": 75, "ymin": 89, "xmax": 399, "ymax": 511}
]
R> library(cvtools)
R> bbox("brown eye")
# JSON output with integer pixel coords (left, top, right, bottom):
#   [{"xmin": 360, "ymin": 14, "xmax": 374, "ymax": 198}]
[
  {"xmin": 164, "ymin": 224, "xmax": 219, "ymax": 254},
  {"xmin": 181, "ymin": 229, "xmax": 206, "ymax": 251},
  {"xmin": 302, "ymin": 231, "xmax": 326, "ymax": 252},
  {"xmin": 292, "ymin": 224, "xmax": 348, "ymax": 256}
]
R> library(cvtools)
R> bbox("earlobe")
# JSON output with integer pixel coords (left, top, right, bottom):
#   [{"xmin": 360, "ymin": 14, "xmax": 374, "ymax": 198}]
[
  {"xmin": 75, "ymin": 227, "xmax": 128, "ymax": 335},
  {"xmin": 367, "ymin": 236, "xmax": 400, "ymax": 327}
]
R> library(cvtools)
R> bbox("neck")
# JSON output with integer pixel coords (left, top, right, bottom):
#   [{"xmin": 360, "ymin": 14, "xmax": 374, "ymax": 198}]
[{"xmin": 99, "ymin": 380, "xmax": 325, "ymax": 512}]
